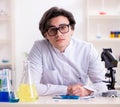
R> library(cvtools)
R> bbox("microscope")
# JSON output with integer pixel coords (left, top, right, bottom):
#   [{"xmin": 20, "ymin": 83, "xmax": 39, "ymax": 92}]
[
  {"xmin": 101, "ymin": 48, "xmax": 119, "ymax": 97},
  {"xmin": 101, "ymin": 48, "xmax": 118, "ymax": 90}
]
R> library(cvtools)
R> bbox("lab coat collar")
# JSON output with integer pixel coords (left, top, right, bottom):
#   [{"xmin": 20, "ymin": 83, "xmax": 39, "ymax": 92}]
[{"xmin": 52, "ymin": 39, "xmax": 73, "ymax": 55}]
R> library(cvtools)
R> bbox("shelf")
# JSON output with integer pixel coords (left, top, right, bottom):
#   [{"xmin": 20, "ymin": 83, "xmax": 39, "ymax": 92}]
[
  {"xmin": 88, "ymin": 38, "xmax": 120, "ymax": 43},
  {"xmin": 0, "ymin": 0, "xmax": 14, "ymax": 69},
  {"xmin": 87, "ymin": 0, "xmax": 120, "ymax": 85},
  {"xmin": 0, "ymin": 16, "xmax": 10, "ymax": 21},
  {"xmin": 0, "ymin": 39, "xmax": 10, "ymax": 45},
  {"xmin": 0, "ymin": 63, "xmax": 12, "ymax": 69},
  {"xmin": 88, "ymin": 14, "xmax": 120, "ymax": 19}
]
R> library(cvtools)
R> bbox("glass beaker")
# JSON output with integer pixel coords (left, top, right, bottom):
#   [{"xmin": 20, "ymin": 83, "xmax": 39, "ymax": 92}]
[
  {"xmin": 0, "ymin": 67, "xmax": 19, "ymax": 102},
  {"xmin": 17, "ymin": 60, "xmax": 38, "ymax": 102}
]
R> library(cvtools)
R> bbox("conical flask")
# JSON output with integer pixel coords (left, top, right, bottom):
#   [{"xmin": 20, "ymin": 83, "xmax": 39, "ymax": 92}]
[
  {"xmin": 0, "ymin": 66, "xmax": 19, "ymax": 102},
  {"xmin": 17, "ymin": 60, "xmax": 38, "ymax": 102}
]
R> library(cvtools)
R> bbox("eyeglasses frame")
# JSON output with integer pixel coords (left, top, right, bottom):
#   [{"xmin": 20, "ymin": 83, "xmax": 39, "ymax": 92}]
[{"xmin": 47, "ymin": 24, "xmax": 70, "ymax": 36}]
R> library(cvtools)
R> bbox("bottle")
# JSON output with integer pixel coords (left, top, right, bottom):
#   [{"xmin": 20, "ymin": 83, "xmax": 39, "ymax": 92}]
[
  {"xmin": 0, "ymin": 71, "xmax": 2, "ymax": 91},
  {"xmin": 118, "ymin": 32, "xmax": 120, "ymax": 38},
  {"xmin": 96, "ymin": 24, "xmax": 102, "ymax": 39},
  {"xmin": 17, "ymin": 60, "xmax": 38, "ymax": 102},
  {"xmin": 110, "ymin": 31, "xmax": 114, "ymax": 38}
]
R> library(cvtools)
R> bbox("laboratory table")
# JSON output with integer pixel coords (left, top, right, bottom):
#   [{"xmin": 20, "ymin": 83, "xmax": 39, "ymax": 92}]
[{"xmin": 0, "ymin": 96, "xmax": 120, "ymax": 107}]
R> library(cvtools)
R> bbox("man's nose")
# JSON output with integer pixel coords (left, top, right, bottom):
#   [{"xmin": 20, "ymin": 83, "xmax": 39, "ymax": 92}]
[{"xmin": 56, "ymin": 29, "xmax": 62, "ymax": 37}]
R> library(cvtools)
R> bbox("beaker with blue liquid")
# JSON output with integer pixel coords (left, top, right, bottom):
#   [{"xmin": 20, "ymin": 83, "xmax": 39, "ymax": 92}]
[{"xmin": 0, "ymin": 65, "xmax": 19, "ymax": 102}]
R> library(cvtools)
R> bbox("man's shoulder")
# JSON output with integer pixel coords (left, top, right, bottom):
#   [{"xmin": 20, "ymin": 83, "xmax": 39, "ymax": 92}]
[
  {"xmin": 34, "ymin": 39, "xmax": 49, "ymax": 46},
  {"xmin": 72, "ymin": 37, "xmax": 92, "ymax": 47},
  {"xmin": 32, "ymin": 39, "xmax": 50, "ymax": 50}
]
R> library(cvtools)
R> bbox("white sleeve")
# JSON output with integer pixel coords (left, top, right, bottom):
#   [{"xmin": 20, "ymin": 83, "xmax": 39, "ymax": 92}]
[
  {"xmin": 28, "ymin": 41, "xmax": 67, "ymax": 95},
  {"xmin": 84, "ymin": 44, "xmax": 108, "ymax": 93}
]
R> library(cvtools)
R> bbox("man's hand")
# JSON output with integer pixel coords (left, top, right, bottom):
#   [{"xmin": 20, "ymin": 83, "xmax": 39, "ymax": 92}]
[{"xmin": 67, "ymin": 84, "xmax": 93, "ymax": 97}]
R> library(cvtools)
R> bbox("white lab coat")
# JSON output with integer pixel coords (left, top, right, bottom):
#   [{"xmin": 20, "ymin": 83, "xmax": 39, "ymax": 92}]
[{"xmin": 28, "ymin": 37, "xmax": 108, "ymax": 96}]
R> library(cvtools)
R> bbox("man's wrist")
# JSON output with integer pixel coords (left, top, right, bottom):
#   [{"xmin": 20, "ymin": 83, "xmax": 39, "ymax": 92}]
[{"xmin": 67, "ymin": 86, "xmax": 71, "ymax": 95}]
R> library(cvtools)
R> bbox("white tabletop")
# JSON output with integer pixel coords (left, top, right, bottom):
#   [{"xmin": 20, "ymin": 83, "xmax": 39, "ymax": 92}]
[{"xmin": 0, "ymin": 96, "xmax": 120, "ymax": 107}]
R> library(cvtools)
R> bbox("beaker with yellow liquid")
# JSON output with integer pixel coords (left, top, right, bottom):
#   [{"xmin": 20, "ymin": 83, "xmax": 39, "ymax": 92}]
[{"xmin": 17, "ymin": 60, "xmax": 38, "ymax": 102}]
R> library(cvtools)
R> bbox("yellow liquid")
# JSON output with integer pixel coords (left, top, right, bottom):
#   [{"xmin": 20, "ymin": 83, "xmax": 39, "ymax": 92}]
[
  {"xmin": 110, "ymin": 34, "xmax": 114, "ymax": 38},
  {"xmin": 118, "ymin": 34, "xmax": 120, "ymax": 38},
  {"xmin": 17, "ymin": 84, "xmax": 38, "ymax": 102}
]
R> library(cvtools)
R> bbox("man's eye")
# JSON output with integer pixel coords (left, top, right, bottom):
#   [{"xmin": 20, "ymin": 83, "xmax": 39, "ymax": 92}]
[{"xmin": 60, "ymin": 26, "xmax": 66, "ymax": 29}]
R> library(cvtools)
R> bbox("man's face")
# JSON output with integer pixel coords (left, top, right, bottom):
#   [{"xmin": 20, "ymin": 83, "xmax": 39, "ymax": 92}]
[{"xmin": 46, "ymin": 16, "xmax": 74, "ymax": 52}]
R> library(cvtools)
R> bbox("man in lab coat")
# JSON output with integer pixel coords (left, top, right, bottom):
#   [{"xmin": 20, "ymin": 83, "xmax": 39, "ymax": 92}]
[{"xmin": 28, "ymin": 7, "xmax": 107, "ymax": 96}]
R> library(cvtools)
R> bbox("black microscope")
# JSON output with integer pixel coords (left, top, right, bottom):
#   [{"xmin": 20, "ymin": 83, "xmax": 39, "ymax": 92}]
[
  {"xmin": 101, "ymin": 48, "xmax": 118, "ymax": 90},
  {"xmin": 101, "ymin": 48, "xmax": 118, "ymax": 97}
]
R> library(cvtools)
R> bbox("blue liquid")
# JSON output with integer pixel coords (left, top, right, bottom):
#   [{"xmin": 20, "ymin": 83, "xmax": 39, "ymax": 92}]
[
  {"xmin": 61, "ymin": 95, "xmax": 79, "ymax": 99},
  {"xmin": 0, "ymin": 91, "xmax": 15, "ymax": 102},
  {"xmin": 53, "ymin": 95, "xmax": 80, "ymax": 99},
  {"xmin": 0, "ymin": 92, "xmax": 10, "ymax": 102}
]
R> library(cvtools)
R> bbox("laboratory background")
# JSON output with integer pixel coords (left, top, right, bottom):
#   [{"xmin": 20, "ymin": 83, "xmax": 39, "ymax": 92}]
[{"xmin": 0, "ymin": 0, "xmax": 120, "ymax": 89}]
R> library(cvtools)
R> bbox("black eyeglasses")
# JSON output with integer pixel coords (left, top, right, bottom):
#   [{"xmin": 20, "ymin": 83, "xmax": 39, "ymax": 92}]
[{"xmin": 47, "ymin": 24, "xmax": 70, "ymax": 36}]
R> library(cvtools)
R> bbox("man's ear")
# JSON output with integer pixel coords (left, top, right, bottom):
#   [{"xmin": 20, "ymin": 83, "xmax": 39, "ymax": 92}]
[
  {"xmin": 70, "ymin": 29, "xmax": 74, "ymax": 37},
  {"xmin": 44, "ymin": 32, "xmax": 48, "ymax": 38}
]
